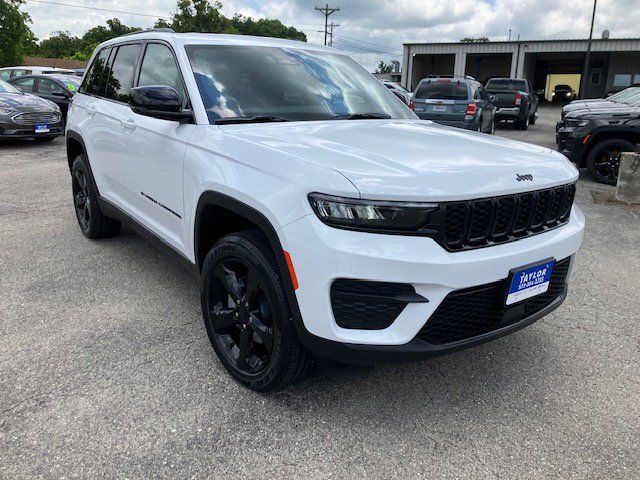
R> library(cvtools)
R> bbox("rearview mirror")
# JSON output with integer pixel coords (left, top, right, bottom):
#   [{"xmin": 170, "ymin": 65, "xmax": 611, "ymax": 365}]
[{"xmin": 130, "ymin": 85, "xmax": 193, "ymax": 123}]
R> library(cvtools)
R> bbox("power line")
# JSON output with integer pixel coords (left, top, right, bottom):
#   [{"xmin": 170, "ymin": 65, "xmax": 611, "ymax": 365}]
[
  {"xmin": 314, "ymin": 4, "xmax": 339, "ymax": 46},
  {"xmin": 332, "ymin": 36, "xmax": 401, "ymax": 57},
  {"xmin": 24, "ymin": 0, "xmax": 170, "ymax": 19}
]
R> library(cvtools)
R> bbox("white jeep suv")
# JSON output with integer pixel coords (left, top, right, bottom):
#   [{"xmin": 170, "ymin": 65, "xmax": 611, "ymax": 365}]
[{"xmin": 66, "ymin": 30, "xmax": 585, "ymax": 391}]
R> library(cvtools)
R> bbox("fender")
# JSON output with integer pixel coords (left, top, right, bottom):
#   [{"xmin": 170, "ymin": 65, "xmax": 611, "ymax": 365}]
[{"xmin": 194, "ymin": 190, "xmax": 311, "ymax": 341}]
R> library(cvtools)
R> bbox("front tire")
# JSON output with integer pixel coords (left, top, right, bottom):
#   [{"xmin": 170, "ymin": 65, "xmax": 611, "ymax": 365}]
[
  {"xmin": 586, "ymin": 138, "xmax": 635, "ymax": 185},
  {"xmin": 201, "ymin": 230, "xmax": 312, "ymax": 392},
  {"xmin": 71, "ymin": 154, "xmax": 121, "ymax": 239}
]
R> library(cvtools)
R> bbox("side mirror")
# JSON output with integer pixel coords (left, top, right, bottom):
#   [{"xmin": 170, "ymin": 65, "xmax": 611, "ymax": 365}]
[
  {"xmin": 130, "ymin": 85, "xmax": 193, "ymax": 123},
  {"xmin": 489, "ymin": 95, "xmax": 498, "ymax": 104}
]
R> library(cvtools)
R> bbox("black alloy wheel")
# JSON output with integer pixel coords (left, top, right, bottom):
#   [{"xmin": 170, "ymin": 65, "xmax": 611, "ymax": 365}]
[
  {"xmin": 72, "ymin": 165, "xmax": 92, "ymax": 233},
  {"xmin": 206, "ymin": 257, "xmax": 274, "ymax": 375},
  {"xmin": 71, "ymin": 155, "xmax": 121, "ymax": 238},
  {"xmin": 201, "ymin": 231, "xmax": 311, "ymax": 391},
  {"xmin": 586, "ymin": 138, "xmax": 635, "ymax": 185}
]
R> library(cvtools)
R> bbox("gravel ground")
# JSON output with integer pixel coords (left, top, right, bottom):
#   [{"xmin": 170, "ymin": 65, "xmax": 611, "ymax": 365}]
[{"xmin": 1, "ymin": 105, "xmax": 638, "ymax": 479}]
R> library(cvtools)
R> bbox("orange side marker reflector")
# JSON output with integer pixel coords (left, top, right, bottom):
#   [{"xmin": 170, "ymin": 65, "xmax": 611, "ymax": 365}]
[
  {"xmin": 583, "ymin": 134, "xmax": 591, "ymax": 145},
  {"xmin": 283, "ymin": 250, "xmax": 299, "ymax": 290}
]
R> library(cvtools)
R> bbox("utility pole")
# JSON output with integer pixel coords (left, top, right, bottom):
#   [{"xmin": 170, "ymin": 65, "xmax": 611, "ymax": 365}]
[
  {"xmin": 315, "ymin": 4, "xmax": 340, "ymax": 46},
  {"xmin": 508, "ymin": 29, "xmax": 512, "ymax": 41},
  {"xmin": 328, "ymin": 21, "xmax": 339, "ymax": 46},
  {"xmin": 580, "ymin": 0, "xmax": 598, "ymax": 99}
]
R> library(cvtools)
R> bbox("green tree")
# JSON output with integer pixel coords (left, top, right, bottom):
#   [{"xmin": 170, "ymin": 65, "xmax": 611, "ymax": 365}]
[
  {"xmin": 230, "ymin": 14, "xmax": 306, "ymax": 41},
  {"xmin": 80, "ymin": 18, "xmax": 140, "ymax": 50},
  {"xmin": 157, "ymin": 0, "xmax": 236, "ymax": 34},
  {"xmin": 375, "ymin": 60, "xmax": 393, "ymax": 74},
  {"xmin": 460, "ymin": 36, "xmax": 489, "ymax": 43},
  {"xmin": 38, "ymin": 31, "xmax": 80, "ymax": 58},
  {"xmin": 0, "ymin": 0, "xmax": 37, "ymax": 66},
  {"xmin": 156, "ymin": 0, "xmax": 306, "ymax": 41}
]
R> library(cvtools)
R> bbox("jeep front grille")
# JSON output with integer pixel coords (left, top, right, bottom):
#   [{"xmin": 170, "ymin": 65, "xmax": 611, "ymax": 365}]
[{"xmin": 430, "ymin": 183, "xmax": 576, "ymax": 251}]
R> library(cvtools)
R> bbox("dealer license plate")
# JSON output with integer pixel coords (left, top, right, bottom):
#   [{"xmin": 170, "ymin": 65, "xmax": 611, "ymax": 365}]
[
  {"xmin": 506, "ymin": 260, "xmax": 555, "ymax": 306},
  {"xmin": 35, "ymin": 124, "xmax": 50, "ymax": 134}
]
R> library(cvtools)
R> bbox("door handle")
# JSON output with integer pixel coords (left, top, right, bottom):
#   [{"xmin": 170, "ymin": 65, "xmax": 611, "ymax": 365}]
[
  {"xmin": 86, "ymin": 107, "xmax": 96, "ymax": 117},
  {"xmin": 120, "ymin": 119, "xmax": 137, "ymax": 131}
]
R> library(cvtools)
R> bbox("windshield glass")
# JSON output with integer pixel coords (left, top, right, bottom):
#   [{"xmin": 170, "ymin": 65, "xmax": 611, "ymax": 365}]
[
  {"xmin": 486, "ymin": 79, "xmax": 527, "ymax": 92},
  {"xmin": 185, "ymin": 45, "xmax": 416, "ymax": 123},
  {"xmin": 0, "ymin": 79, "xmax": 21, "ymax": 94},
  {"xmin": 53, "ymin": 75, "xmax": 82, "ymax": 89},
  {"xmin": 414, "ymin": 79, "xmax": 468, "ymax": 100},
  {"xmin": 611, "ymin": 87, "xmax": 640, "ymax": 103}
]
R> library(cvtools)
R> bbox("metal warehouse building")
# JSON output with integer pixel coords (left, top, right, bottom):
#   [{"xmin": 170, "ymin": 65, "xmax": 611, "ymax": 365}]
[{"xmin": 402, "ymin": 37, "xmax": 640, "ymax": 98}]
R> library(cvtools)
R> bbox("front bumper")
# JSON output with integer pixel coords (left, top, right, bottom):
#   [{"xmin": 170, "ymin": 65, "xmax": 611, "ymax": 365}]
[
  {"xmin": 556, "ymin": 129, "xmax": 587, "ymax": 164},
  {"xmin": 0, "ymin": 120, "xmax": 63, "ymax": 139},
  {"xmin": 279, "ymin": 206, "xmax": 585, "ymax": 362}
]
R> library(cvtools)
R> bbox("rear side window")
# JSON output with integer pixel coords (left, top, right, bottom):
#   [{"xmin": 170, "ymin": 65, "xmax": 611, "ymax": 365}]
[
  {"xmin": 81, "ymin": 47, "xmax": 111, "ymax": 96},
  {"xmin": 138, "ymin": 43, "xmax": 185, "ymax": 103},
  {"xmin": 38, "ymin": 78, "xmax": 65, "ymax": 95},
  {"xmin": 13, "ymin": 77, "xmax": 35, "ymax": 92},
  {"xmin": 104, "ymin": 43, "xmax": 142, "ymax": 102},
  {"xmin": 414, "ymin": 80, "xmax": 468, "ymax": 100}
]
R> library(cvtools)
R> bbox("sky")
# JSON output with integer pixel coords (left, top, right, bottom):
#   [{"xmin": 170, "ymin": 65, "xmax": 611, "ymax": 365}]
[{"xmin": 21, "ymin": 0, "xmax": 640, "ymax": 71}]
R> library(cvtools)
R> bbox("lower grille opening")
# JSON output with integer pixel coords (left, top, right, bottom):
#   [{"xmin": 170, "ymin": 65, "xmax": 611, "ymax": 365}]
[
  {"xmin": 416, "ymin": 257, "xmax": 571, "ymax": 344},
  {"xmin": 331, "ymin": 279, "xmax": 420, "ymax": 330}
]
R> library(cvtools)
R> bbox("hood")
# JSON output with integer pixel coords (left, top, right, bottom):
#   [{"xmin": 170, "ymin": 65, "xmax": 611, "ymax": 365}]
[
  {"xmin": 221, "ymin": 119, "xmax": 578, "ymax": 201},
  {"xmin": 0, "ymin": 93, "xmax": 58, "ymax": 113},
  {"xmin": 565, "ymin": 104, "xmax": 640, "ymax": 120}
]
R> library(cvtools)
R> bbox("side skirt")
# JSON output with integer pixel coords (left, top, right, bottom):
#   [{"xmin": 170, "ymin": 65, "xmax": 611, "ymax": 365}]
[{"xmin": 97, "ymin": 196, "xmax": 199, "ymax": 279}]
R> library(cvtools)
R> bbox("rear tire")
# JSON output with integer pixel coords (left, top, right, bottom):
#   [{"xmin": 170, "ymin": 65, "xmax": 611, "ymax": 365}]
[
  {"xmin": 529, "ymin": 109, "xmax": 537, "ymax": 125},
  {"xmin": 586, "ymin": 138, "xmax": 635, "ymax": 185},
  {"xmin": 201, "ymin": 230, "xmax": 312, "ymax": 392},
  {"xmin": 71, "ymin": 154, "xmax": 121, "ymax": 239},
  {"xmin": 515, "ymin": 111, "xmax": 530, "ymax": 130}
]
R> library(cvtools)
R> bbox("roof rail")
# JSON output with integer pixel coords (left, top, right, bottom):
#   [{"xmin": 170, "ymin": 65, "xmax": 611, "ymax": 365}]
[
  {"xmin": 119, "ymin": 27, "xmax": 175, "ymax": 38},
  {"xmin": 425, "ymin": 74, "xmax": 476, "ymax": 81}
]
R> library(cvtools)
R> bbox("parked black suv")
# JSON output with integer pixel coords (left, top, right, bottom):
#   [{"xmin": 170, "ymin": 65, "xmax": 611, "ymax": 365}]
[
  {"xmin": 556, "ymin": 105, "xmax": 640, "ymax": 185},
  {"xmin": 486, "ymin": 78, "xmax": 538, "ymax": 130}
]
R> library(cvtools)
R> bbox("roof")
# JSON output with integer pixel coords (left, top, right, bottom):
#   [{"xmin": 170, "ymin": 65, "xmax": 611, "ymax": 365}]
[{"xmin": 99, "ymin": 30, "xmax": 335, "ymax": 54}]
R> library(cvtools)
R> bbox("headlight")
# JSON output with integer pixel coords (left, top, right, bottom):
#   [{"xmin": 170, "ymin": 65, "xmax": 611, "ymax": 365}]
[
  {"xmin": 308, "ymin": 193, "xmax": 438, "ymax": 232},
  {"xmin": 0, "ymin": 106, "xmax": 18, "ymax": 117}
]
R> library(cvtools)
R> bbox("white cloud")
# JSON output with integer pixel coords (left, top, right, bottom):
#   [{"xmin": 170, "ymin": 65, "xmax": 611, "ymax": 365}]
[{"xmin": 22, "ymin": 0, "xmax": 640, "ymax": 71}]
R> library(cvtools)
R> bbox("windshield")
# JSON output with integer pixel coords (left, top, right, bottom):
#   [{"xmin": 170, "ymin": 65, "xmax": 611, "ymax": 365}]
[
  {"xmin": 486, "ymin": 79, "xmax": 528, "ymax": 92},
  {"xmin": 185, "ymin": 45, "xmax": 416, "ymax": 123},
  {"xmin": 611, "ymin": 87, "xmax": 640, "ymax": 103},
  {"xmin": 53, "ymin": 75, "xmax": 82, "ymax": 89},
  {"xmin": 0, "ymin": 79, "xmax": 21, "ymax": 94},
  {"xmin": 414, "ymin": 79, "xmax": 468, "ymax": 100}
]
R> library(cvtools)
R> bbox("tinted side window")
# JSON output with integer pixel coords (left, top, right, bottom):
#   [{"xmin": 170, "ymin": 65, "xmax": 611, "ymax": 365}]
[
  {"xmin": 0, "ymin": 71, "xmax": 10, "ymax": 81},
  {"xmin": 13, "ymin": 77, "xmax": 35, "ymax": 92},
  {"xmin": 39, "ymin": 78, "xmax": 64, "ymax": 95},
  {"xmin": 138, "ymin": 43, "xmax": 185, "ymax": 102},
  {"xmin": 81, "ymin": 47, "xmax": 111, "ymax": 96},
  {"xmin": 104, "ymin": 43, "xmax": 142, "ymax": 102}
]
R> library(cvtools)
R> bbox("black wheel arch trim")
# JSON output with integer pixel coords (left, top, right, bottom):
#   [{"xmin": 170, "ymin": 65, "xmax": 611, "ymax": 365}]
[{"xmin": 194, "ymin": 190, "xmax": 313, "ymax": 345}]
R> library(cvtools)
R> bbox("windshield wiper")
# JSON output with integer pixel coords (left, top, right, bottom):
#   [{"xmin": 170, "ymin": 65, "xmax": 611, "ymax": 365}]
[
  {"xmin": 330, "ymin": 113, "xmax": 392, "ymax": 120},
  {"xmin": 215, "ymin": 115, "xmax": 291, "ymax": 125}
]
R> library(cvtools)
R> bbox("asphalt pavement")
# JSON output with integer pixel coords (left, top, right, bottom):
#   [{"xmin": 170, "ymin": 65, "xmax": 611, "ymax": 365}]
[{"xmin": 1, "ymin": 105, "xmax": 638, "ymax": 479}]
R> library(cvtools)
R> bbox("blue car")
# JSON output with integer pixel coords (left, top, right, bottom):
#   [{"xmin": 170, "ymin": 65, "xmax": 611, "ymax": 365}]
[{"xmin": 410, "ymin": 76, "xmax": 496, "ymax": 133}]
